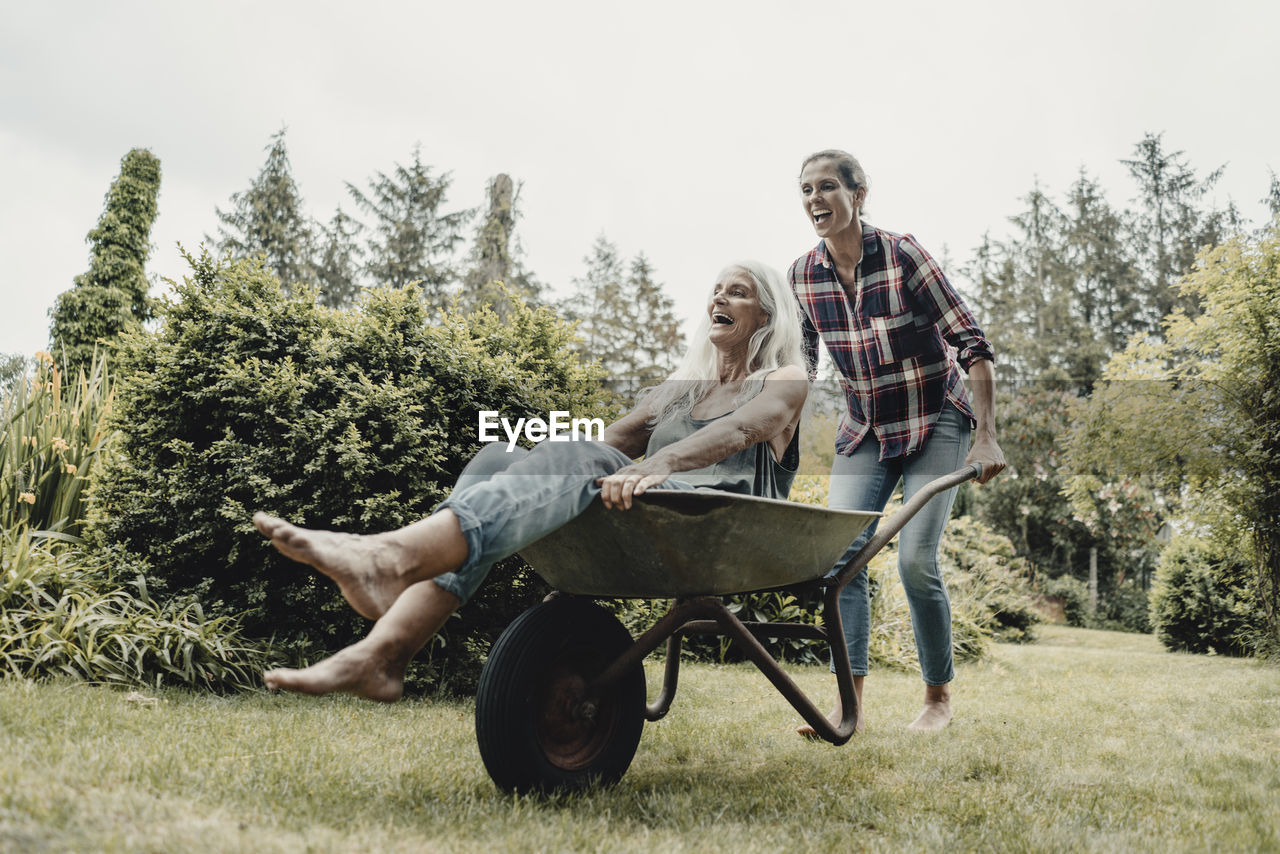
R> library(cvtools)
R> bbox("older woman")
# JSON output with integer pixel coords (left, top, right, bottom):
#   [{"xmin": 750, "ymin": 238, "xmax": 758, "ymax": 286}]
[
  {"xmin": 790, "ymin": 150, "xmax": 1006, "ymax": 734},
  {"xmin": 255, "ymin": 260, "xmax": 807, "ymax": 701}
]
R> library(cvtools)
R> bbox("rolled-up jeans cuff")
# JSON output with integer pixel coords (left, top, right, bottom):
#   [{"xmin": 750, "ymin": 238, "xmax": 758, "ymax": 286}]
[{"xmin": 429, "ymin": 496, "xmax": 488, "ymax": 606}]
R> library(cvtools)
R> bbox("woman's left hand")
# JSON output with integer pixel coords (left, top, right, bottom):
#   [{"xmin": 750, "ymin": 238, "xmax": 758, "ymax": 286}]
[
  {"xmin": 964, "ymin": 436, "xmax": 1007, "ymax": 485},
  {"xmin": 597, "ymin": 459, "xmax": 673, "ymax": 510}
]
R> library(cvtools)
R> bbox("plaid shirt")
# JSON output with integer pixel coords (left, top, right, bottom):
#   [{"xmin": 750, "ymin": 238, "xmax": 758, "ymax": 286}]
[{"xmin": 789, "ymin": 224, "xmax": 994, "ymax": 461}]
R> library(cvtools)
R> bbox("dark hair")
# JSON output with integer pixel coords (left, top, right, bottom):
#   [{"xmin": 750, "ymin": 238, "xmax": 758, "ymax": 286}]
[{"xmin": 800, "ymin": 149, "xmax": 869, "ymax": 193}]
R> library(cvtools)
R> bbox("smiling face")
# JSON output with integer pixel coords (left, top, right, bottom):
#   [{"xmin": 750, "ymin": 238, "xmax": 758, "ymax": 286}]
[
  {"xmin": 799, "ymin": 158, "xmax": 865, "ymax": 241},
  {"xmin": 707, "ymin": 267, "xmax": 770, "ymax": 350}
]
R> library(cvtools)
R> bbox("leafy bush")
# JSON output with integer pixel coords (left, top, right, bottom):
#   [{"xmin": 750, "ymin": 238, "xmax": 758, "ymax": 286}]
[
  {"xmin": 867, "ymin": 514, "xmax": 1040, "ymax": 671},
  {"xmin": 2, "ymin": 352, "xmax": 114, "ymax": 537},
  {"xmin": 940, "ymin": 515, "xmax": 1040, "ymax": 643},
  {"xmin": 1150, "ymin": 535, "xmax": 1265, "ymax": 656},
  {"xmin": 1040, "ymin": 574, "xmax": 1151, "ymax": 633},
  {"xmin": 89, "ymin": 253, "xmax": 612, "ymax": 693},
  {"xmin": 1098, "ymin": 582, "xmax": 1152, "ymax": 633},
  {"xmin": 1, "ymin": 527, "xmax": 273, "ymax": 690},
  {"xmin": 1041, "ymin": 574, "xmax": 1090, "ymax": 627}
]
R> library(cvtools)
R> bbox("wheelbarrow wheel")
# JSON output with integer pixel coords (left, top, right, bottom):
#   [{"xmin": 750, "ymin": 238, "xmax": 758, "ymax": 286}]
[{"xmin": 475, "ymin": 597, "xmax": 645, "ymax": 794}]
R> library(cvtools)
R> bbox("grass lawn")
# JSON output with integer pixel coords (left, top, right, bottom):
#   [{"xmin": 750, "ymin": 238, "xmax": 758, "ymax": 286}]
[{"xmin": 2, "ymin": 624, "xmax": 1278, "ymax": 852}]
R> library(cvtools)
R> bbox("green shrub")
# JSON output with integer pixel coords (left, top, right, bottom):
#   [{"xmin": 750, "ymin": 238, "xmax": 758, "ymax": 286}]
[
  {"xmin": 1042, "ymin": 574, "xmax": 1090, "ymax": 627},
  {"xmin": 0, "ymin": 527, "xmax": 273, "ymax": 690},
  {"xmin": 940, "ymin": 515, "xmax": 1040, "ymax": 643},
  {"xmin": 1038, "ymin": 574, "xmax": 1153, "ymax": 634},
  {"xmin": 1098, "ymin": 582, "xmax": 1152, "ymax": 633},
  {"xmin": 89, "ymin": 252, "xmax": 613, "ymax": 693},
  {"xmin": 1150, "ymin": 535, "xmax": 1265, "ymax": 656}
]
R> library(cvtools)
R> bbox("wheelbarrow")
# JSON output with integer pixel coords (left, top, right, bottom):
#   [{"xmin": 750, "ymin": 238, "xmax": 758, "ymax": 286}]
[{"xmin": 474, "ymin": 464, "xmax": 981, "ymax": 793}]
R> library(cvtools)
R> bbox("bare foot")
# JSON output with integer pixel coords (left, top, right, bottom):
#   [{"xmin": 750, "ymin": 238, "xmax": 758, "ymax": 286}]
[
  {"xmin": 253, "ymin": 512, "xmax": 409, "ymax": 620},
  {"xmin": 797, "ymin": 676, "xmax": 865, "ymax": 740},
  {"xmin": 907, "ymin": 685, "xmax": 952, "ymax": 731},
  {"xmin": 263, "ymin": 639, "xmax": 406, "ymax": 702},
  {"xmin": 797, "ymin": 705, "xmax": 865, "ymax": 740}
]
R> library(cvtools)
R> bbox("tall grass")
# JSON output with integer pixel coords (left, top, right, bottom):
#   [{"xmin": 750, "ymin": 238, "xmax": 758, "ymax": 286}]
[
  {"xmin": 1, "ymin": 352, "xmax": 277, "ymax": 691},
  {"xmin": 1, "ymin": 350, "xmax": 113, "ymax": 537},
  {"xmin": 0, "ymin": 524, "xmax": 277, "ymax": 691}
]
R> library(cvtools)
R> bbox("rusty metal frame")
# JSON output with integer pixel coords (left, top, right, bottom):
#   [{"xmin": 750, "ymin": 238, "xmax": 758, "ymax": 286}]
[{"xmin": 584, "ymin": 464, "xmax": 979, "ymax": 744}]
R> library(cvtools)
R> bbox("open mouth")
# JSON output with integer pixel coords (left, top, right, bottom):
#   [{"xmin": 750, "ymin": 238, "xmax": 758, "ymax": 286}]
[
  {"xmin": 812, "ymin": 209, "xmax": 832, "ymax": 225},
  {"xmin": 712, "ymin": 312, "xmax": 735, "ymax": 325}
]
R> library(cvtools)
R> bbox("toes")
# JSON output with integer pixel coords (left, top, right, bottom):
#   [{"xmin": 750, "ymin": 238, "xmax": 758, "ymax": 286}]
[{"xmin": 253, "ymin": 512, "xmax": 285, "ymax": 536}]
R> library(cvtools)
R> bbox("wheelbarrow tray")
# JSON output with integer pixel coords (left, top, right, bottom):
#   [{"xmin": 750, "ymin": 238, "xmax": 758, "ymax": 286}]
[{"xmin": 518, "ymin": 489, "xmax": 880, "ymax": 598}]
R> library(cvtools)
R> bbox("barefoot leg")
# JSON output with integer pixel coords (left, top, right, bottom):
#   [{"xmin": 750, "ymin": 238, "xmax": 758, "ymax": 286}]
[
  {"xmin": 264, "ymin": 580, "xmax": 461, "ymax": 701},
  {"xmin": 907, "ymin": 682, "xmax": 952, "ymax": 731},
  {"xmin": 253, "ymin": 511, "xmax": 469, "ymax": 620},
  {"xmin": 798, "ymin": 674, "xmax": 865, "ymax": 739}
]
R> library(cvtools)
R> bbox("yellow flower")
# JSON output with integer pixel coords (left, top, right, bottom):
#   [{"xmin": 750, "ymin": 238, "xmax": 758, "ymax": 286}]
[
  {"xmin": 51, "ymin": 438, "xmax": 69, "ymax": 453},
  {"xmin": 18, "ymin": 492, "xmax": 35, "ymax": 504},
  {"xmin": 34, "ymin": 351, "xmax": 53, "ymax": 364},
  {"xmin": 64, "ymin": 463, "xmax": 78, "ymax": 475}
]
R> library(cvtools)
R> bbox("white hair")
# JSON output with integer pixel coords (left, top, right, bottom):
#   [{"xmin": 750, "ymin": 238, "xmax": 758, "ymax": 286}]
[{"xmin": 644, "ymin": 260, "xmax": 805, "ymax": 427}]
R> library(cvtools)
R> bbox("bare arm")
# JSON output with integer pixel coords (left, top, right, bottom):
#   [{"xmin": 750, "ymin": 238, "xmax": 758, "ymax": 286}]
[
  {"xmin": 597, "ymin": 365, "xmax": 808, "ymax": 509},
  {"xmin": 964, "ymin": 358, "xmax": 1006, "ymax": 484},
  {"xmin": 602, "ymin": 400, "xmax": 656, "ymax": 459}
]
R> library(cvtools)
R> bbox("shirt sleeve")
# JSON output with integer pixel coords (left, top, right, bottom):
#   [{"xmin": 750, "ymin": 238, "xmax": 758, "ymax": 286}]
[
  {"xmin": 788, "ymin": 263, "xmax": 822, "ymax": 381},
  {"xmin": 897, "ymin": 234, "xmax": 995, "ymax": 371}
]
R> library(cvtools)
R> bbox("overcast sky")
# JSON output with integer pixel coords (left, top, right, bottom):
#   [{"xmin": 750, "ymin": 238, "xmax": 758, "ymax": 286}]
[{"xmin": 3, "ymin": 0, "xmax": 1277, "ymax": 360}]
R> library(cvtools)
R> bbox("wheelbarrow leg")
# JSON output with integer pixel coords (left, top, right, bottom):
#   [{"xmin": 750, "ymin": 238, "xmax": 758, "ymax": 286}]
[{"xmin": 645, "ymin": 634, "xmax": 683, "ymax": 721}]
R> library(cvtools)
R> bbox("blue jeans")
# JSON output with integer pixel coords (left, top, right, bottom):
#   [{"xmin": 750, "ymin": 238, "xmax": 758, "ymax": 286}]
[
  {"xmin": 432, "ymin": 441, "xmax": 692, "ymax": 605},
  {"xmin": 826, "ymin": 403, "xmax": 970, "ymax": 686}
]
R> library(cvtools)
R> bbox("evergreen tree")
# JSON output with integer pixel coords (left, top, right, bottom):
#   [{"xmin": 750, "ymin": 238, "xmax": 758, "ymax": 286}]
[
  {"xmin": 347, "ymin": 146, "xmax": 470, "ymax": 309},
  {"xmin": 312, "ymin": 208, "xmax": 364, "ymax": 309},
  {"xmin": 211, "ymin": 129, "xmax": 315, "ymax": 291},
  {"xmin": 1122, "ymin": 132, "xmax": 1238, "ymax": 327},
  {"xmin": 1, "ymin": 353, "xmax": 27, "ymax": 390},
  {"xmin": 561, "ymin": 237, "xmax": 681, "ymax": 396},
  {"xmin": 562, "ymin": 235, "xmax": 626, "ymax": 377},
  {"xmin": 1060, "ymin": 171, "xmax": 1142, "ymax": 389},
  {"xmin": 49, "ymin": 148, "xmax": 161, "ymax": 371},
  {"xmin": 969, "ymin": 183, "xmax": 1081, "ymax": 386},
  {"xmin": 458, "ymin": 174, "xmax": 542, "ymax": 318},
  {"xmin": 1263, "ymin": 170, "xmax": 1280, "ymax": 221},
  {"xmin": 621, "ymin": 253, "xmax": 682, "ymax": 390}
]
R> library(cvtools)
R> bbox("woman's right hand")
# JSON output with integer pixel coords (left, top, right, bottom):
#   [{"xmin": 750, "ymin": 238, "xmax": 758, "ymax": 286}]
[{"xmin": 597, "ymin": 459, "xmax": 674, "ymax": 510}]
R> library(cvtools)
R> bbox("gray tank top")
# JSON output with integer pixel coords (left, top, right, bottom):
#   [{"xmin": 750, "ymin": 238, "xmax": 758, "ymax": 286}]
[{"xmin": 644, "ymin": 411, "xmax": 799, "ymax": 499}]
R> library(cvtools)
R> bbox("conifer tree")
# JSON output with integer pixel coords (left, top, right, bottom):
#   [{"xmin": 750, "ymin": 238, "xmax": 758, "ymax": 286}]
[
  {"xmin": 1060, "ymin": 171, "xmax": 1141, "ymax": 389},
  {"xmin": 49, "ymin": 148, "xmax": 161, "ymax": 371},
  {"xmin": 347, "ymin": 146, "xmax": 470, "ymax": 309},
  {"xmin": 562, "ymin": 235, "xmax": 626, "ymax": 379},
  {"xmin": 312, "ymin": 208, "xmax": 364, "ymax": 308},
  {"xmin": 620, "ymin": 253, "xmax": 682, "ymax": 390},
  {"xmin": 211, "ymin": 129, "xmax": 314, "ymax": 291},
  {"xmin": 561, "ymin": 237, "xmax": 681, "ymax": 396},
  {"xmin": 1122, "ymin": 132, "xmax": 1238, "ymax": 327},
  {"xmin": 459, "ymin": 174, "xmax": 542, "ymax": 318},
  {"xmin": 1263, "ymin": 170, "xmax": 1280, "ymax": 221},
  {"xmin": 968, "ymin": 184, "xmax": 1081, "ymax": 386}
]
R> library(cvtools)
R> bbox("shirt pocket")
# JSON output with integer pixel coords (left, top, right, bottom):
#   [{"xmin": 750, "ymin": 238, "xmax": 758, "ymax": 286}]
[{"xmin": 868, "ymin": 310, "xmax": 942, "ymax": 365}]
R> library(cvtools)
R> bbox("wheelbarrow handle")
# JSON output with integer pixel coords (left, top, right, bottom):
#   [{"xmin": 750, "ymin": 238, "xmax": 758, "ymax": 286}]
[{"xmin": 832, "ymin": 463, "xmax": 981, "ymax": 589}]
